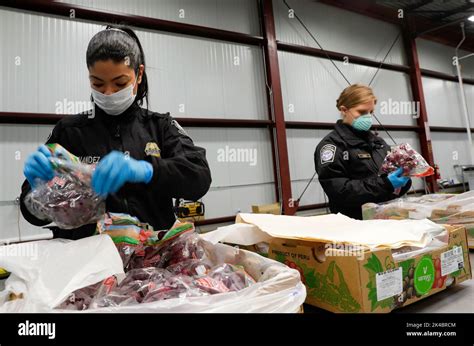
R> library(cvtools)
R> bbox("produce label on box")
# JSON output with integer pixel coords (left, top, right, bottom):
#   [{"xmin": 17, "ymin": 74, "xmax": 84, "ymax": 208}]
[
  {"xmin": 375, "ymin": 267, "xmax": 403, "ymax": 301},
  {"xmin": 440, "ymin": 246, "xmax": 464, "ymax": 277},
  {"xmin": 414, "ymin": 256, "xmax": 435, "ymax": 295}
]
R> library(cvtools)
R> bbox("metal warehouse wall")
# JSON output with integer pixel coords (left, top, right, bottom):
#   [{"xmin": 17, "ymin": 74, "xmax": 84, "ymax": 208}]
[{"xmin": 416, "ymin": 39, "xmax": 474, "ymax": 184}]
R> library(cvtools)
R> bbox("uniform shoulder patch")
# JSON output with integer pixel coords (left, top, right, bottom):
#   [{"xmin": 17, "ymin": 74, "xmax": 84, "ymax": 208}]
[{"xmin": 320, "ymin": 144, "xmax": 336, "ymax": 165}]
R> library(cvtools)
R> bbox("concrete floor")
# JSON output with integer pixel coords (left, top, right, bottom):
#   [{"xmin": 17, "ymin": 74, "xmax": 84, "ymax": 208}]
[{"xmin": 0, "ymin": 253, "xmax": 472, "ymax": 313}]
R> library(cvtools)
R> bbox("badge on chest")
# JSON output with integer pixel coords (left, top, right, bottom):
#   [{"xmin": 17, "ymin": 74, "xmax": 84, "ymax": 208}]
[
  {"xmin": 357, "ymin": 152, "xmax": 372, "ymax": 159},
  {"xmin": 145, "ymin": 142, "xmax": 161, "ymax": 158}
]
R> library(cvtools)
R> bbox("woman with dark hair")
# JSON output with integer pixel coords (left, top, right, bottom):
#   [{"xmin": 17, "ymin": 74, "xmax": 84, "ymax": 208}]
[{"xmin": 20, "ymin": 26, "xmax": 212, "ymax": 239}]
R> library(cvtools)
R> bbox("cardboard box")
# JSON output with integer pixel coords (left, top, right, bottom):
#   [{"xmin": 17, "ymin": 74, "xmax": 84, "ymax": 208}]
[
  {"xmin": 268, "ymin": 225, "xmax": 472, "ymax": 313},
  {"xmin": 466, "ymin": 225, "xmax": 474, "ymax": 250},
  {"xmin": 251, "ymin": 203, "xmax": 281, "ymax": 215}
]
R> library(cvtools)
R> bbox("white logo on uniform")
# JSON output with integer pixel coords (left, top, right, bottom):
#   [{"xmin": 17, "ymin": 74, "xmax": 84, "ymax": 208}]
[{"xmin": 320, "ymin": 144, "xmax": 336, "ymax": 164}]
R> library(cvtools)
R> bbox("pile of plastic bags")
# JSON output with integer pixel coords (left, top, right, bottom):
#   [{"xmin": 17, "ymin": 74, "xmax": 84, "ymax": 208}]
[
  {"xmin": 57, "ymin": 215, "xmax": 256, "ymax": 310},
  {"xmin": 363, "ymin": 192, "xmax": 474, "ymax": 223}
]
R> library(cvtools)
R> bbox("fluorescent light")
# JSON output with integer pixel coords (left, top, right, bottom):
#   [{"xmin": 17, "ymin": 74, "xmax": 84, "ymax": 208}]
[{"xmin": 468, "ymin": 15, "xmax": 474, "ymax": 22}]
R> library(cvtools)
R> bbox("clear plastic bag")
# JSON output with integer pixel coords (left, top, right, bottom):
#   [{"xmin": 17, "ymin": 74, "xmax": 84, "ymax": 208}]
[
  {"xmin": 363, "ymin": 191, "xmax": 474, "ymax": 223},
  {"xmin": 57, "ymin": 275, "xmax": 117, "ymax": 310},
  {"xmin": 142, "ymin": 275, "xmax": 208, "ymax": 303},
  {"xmin": 167, "ymin": 259, "xmax": 212, "ymax": 277},
  {"xmin": 208, "ymin": 263, "xmax": 256, "ymax": 291},
  {"xmin": 380, "ymin": 143, "xmax": 434, "ymax": 177},
  {"xmin": 90, "ymin": 269, "xmax": 208, "ymax": 307},
  {"xmin": 156, "ymin": 232, "xmax": 206, "ymax": 268},
  {"xmin": 92, "ymin": 268, "xmax": 171, "ymax": 307},
  {"xmin": 96, "ymin": 213, "xmax": 157, "ymax": 269},
  {"xmin": 24, "ymin": 144, "xmax": 105, "ymax": 229}
]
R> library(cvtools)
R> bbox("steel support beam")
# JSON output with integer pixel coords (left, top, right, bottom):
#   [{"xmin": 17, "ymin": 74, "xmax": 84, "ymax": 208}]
[
  {"xmin": 261, "ymin": 0, "xmax": 295, "ymax": 215},
  {"xmin": 402, "ymin": 19, "xmax": 438, "ymax": 193}
]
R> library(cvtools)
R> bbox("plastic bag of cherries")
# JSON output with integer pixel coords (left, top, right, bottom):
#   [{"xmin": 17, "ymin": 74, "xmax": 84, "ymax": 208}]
[
  {"xmin": 24, "ymin": 143, "xmax": 105, "ymax": 229},
  {"xmin": 380, "ymin": 143, "xmax": 434, "ymax": 177}
]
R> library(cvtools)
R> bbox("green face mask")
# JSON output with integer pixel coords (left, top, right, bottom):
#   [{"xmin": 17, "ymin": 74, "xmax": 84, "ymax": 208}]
[{"xmin": 351, "ymin": 114, "xmax": 373, "ymax": 131}]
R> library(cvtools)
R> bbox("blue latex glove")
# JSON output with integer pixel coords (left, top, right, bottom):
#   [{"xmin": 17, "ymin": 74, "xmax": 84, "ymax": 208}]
[
  {"xmin": 24, "ymin": 145, "xmax": 54, "ymax": 188},
  {"xmin": 92, "ymin": 151, "xmax": 153, "ymax": 196},
  {"xmin": 388, "ymin": 167, "xmax": 410, "ymax": 189}
]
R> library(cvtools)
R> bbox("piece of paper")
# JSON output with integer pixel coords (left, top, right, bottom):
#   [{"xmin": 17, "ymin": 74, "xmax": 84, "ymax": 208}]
[
  {"xmin": 440, "ymin": 246, "xmax": 464, "ymax": 276},
  {"xmin": 376, "ymin": 267, "xmax": 403, "ymax": 301},
  {"xmin": 234, "ymin": 213, "xmax": 445, "ymax": 249},
  {"xmin": 201, "ymin": 223, "xmax": 272, "ymax": 245}
]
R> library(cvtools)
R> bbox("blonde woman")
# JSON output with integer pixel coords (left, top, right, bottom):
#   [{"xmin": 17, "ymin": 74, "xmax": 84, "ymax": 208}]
[{"xmin": 315, "ymin": 84, "xmax": 411, "ymax": 219}]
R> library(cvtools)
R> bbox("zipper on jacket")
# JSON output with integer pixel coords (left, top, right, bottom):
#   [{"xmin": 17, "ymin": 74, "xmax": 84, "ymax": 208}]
[
  {"xmin": 123, "ymin": 197, "xmax": 130, "ymax": 215},
  {"xmin": 114, "ymin": 122, "xmax": 130, "ymax": 214}
]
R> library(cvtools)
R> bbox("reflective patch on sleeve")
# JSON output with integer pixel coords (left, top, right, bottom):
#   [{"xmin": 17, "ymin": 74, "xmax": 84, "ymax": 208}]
[
  {"xmin": 320, "ymin": 144, "xmax": 336, "ymax": 165},
  {"xmin": 171, "ymin": 119, "xmax": 188, "ymax": 137}
]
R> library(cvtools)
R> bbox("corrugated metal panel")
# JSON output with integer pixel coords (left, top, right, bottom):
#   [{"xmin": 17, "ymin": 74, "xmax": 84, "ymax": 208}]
[
  {"xmin": 0, "ymin": 125, "xmax": 43, "ymax": 200},
  {"xmin": 279, "ymin": 51, "xmax": 416, "ymax": 125},
  {"xmin": 466, "ymin": 83, "xmax": 474, "ymax": 126},
  {"xmin": 287, "ymin": 129, "xmax": 329, "ymax": 206},
  {"xmin": 54, "ymin": 0, "xmax": 261, "ymax": 36},
  {"xmin": 202, "ymin": 184, "xmax": 276, "ymax": 219},
  {"xmin": 0, "ymin": 8, "xmax": 101, "ymax": 114},
  {"xmin": 0, "ymin": 124, "xmax": 54, "ymax": 242},
  {"xmin": 0, "ymin": 8, "xmax": 268, "ymax": 119},
  {"xmin": 422, "ymin": 76, "xmax": 471, "ymax": 127},
  {"xmin": 432, "ymin": 132, "xmax": 474, "ymax": 183},
  {"xmin": 139, "ymin": 29, "xmax": 268, "ymax": 119},
  {"xmin": 186, "ymin": 127, "xmax": 275, "ymax": 218},
  {"xmin": 274, "ymin": 0, "xmax": 406, "ymax": 65},
  {"xmin": 416, "ymin": 38, "xmax": 474, "ymax": 78}
]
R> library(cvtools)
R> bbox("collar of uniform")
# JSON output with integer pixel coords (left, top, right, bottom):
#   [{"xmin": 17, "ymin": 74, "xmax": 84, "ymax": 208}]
[
  {"xmin": 96, "ymin": 102, "xmax": 141, "ymax": 124},
  {"xmin": 334, "ymin": 119, "xmax": 379, "ymax": 147}
]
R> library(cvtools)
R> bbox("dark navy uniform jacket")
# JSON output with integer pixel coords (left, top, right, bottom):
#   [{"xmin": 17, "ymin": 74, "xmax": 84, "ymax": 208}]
[{"xmin": 315, "ymin": 119, "xmax": 411, "ymax": 219}]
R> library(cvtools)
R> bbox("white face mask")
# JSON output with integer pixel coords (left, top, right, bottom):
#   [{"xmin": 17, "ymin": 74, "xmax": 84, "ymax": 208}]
[{"xmin": 91, "ymin": 82, "xmax": 137, "ymax": 116}]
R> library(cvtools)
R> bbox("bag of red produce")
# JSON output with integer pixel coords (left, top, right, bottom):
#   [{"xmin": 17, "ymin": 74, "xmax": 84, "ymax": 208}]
[
  {"xmin": 208, "ymin": 263, "xmax": 256, "ymax": 291},
  {"xmin": 92, "ymin": 268, "xmax": 172, "ymax": 307},
  {"xmin": 142, "ymin": 275, "xmax": 208, "ymax": 303},
  {"xmin": 167, "ymin": 259, "xmax": 212, "ymax": 277},
  {"xmin": 380, "ymin": 143, "xmax": 434, "ymax": 177},
  {"xmin": 57, "ymin": 275, "xmax": 118, "ymax": 311},
  {"xmin": 24, "ymin": 143, "xmax": 106, "ymax": 229},
  {"xmin": 96, "ymin": 213, "xmax": 157, "ymax": 269},
  {"xmin": 123, "ymin": 221, "xmax": 198, "ymax": 269},
  {"xmin": 156, "ymin": 231, "xmax": 206, "ymax": 268}
]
